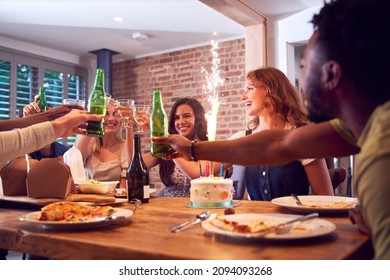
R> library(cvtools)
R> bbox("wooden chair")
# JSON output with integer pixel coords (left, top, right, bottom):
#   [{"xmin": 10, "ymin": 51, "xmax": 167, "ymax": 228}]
[{"xmin": 230, "ymin": 165, "xmax": 246, "ymax": 199}]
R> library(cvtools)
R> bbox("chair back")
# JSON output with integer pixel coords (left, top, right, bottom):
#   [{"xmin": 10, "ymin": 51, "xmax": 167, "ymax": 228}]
[
  {"xmin": 230, "ymin": 165, "xmax": 246, "ymax": 199},
  {"xmin": 329, "ymin": 167, "xmax": 347, "ymax": 191}
]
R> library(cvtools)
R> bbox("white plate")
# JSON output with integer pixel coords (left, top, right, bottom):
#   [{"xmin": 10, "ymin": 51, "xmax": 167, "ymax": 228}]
[
  {"xmin": 201, "ymin": 213, "xmax": 336, "ymax": 240},
  {"xmin": 19, "ymin": 208, "xmax": 133, "ymax": 230},
  {"xmin": 271, "ymin": 195, "xmax": 359, "ymax": 214}
]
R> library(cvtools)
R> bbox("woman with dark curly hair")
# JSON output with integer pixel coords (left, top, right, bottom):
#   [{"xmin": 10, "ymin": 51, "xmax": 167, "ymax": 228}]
[{"xmin": 228, "ymin": 67, "xmax": 334, "ymax": 200}]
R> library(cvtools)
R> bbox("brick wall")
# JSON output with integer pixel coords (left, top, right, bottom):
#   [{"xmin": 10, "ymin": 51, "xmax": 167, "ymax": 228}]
[{"xmin": 112, "ymin": 38, "xmax": 247, "ymax": 189}]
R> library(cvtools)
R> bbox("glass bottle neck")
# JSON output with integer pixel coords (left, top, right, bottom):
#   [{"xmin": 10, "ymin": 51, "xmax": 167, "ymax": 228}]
[
  {"xmin": 92, "ymin": 69, "xmax": 105, "ymax": 92},
  {"xmin": 133, "ymin": 135, "xmax": 141, "ymax": 158},
  {"xmin": 152, "ymin": 90, "xmax": 163, "ymax": 110}
]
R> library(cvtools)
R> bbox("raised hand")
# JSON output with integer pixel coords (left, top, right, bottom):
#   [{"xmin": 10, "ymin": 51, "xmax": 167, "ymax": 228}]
[
  {"xmin": 151, "ymin": 134, "xmax": 192, "ymax": 161},
  {"xmin": 51, "ymin": 110, "xmax": 104, "ymax": 138}
]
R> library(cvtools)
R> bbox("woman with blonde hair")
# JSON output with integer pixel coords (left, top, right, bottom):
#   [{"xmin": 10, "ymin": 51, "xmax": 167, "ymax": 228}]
[
  {"xmin": 75, "ymin": 98, "xmax": 129, "ymax": 187},
  {"xmin": 229, "ymin": 66, "xmax": 333, "ymax": 200}
]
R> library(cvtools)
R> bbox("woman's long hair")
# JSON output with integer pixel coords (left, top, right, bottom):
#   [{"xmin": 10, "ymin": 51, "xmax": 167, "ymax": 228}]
[
  {"xmin": 161, "ymin": 97, "xmax": 208, "ymax": 187},
  {"xmin": 246, "ymin": 67, "xmax": 308, "ymax": 130}
]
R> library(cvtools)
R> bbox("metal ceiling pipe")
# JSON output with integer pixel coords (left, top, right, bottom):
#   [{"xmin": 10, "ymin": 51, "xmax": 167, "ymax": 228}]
[{"xmin": 89, "ymin": 48, "xmax": 120, "ymax": 95}]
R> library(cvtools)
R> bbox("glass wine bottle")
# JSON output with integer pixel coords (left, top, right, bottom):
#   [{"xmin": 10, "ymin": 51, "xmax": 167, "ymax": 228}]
[
  {"xmin": 150, "ymin": 89, "xmax": 169, "ymax": 158},
  {"xmin": 36, "ymin": 86, "xmax": 47, "ymax": 112},
  {"xmin": 127, "ymin": 134, "xmax": 150, "ymax": 203},
  {"xmin": 86, "ymin": 68, "xmax": 107, "ymax": 137}
]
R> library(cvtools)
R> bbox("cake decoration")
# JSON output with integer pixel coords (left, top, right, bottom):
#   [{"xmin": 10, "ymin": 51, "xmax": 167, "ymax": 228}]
[{"xmin": 190, "ymin": 176, "xmax": 234, "ymax": 207}]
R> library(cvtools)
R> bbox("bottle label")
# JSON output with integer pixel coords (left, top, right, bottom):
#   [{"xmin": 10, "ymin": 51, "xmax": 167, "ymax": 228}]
[{"xmin": 144, "ymin": 185, "xmax": 150, "ymax": 199}]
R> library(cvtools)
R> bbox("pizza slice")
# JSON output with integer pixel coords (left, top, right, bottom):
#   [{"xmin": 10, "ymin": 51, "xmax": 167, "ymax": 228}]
[
  {"xmin": 39, "ymin": 201, "xmax": 115, "ymax": 222},
  {"xmin": 210, "ymin": 217, "xmax": 270, "ymax": 233}
]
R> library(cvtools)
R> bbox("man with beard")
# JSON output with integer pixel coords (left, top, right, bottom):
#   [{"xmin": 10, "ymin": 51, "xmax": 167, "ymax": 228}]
[{"xmin": 152, "ymin": 0, "xmax": 390, "ymax": 259}]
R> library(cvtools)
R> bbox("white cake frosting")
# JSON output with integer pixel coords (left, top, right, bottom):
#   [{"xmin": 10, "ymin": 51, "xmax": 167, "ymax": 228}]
[{"xmin": 190, "ymin": 177, "xmax": 234, "ymax": 207}]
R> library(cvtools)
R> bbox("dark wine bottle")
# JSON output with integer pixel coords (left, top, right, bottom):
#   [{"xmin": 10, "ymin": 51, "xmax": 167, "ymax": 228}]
[
  {"xmin": 150, "ymin": 89, "xmax": 169, "ymax": 158},
  {"xmin": 86, "ymin": 68, "xmax": 107, "ymax": 137},
  {"xmin": 36, "ymin": 86, "xmax": 47, "ymax": 112},
  {"xmin": 127, "ymin": 134, "xmax": 150, "ymax": 203}
]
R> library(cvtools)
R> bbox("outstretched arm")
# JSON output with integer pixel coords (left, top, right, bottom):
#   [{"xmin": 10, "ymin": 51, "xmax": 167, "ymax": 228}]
[
  {"xmin": 0, "ymin": 110, "xmax": 102, "ymax": 163},
  {"xmin": 152, "ymin": 121, "xmax": 360, "ymax": 166},
  {"xmin": 0, "ymin": 104, "xmax": 83, "ymax": 131}
]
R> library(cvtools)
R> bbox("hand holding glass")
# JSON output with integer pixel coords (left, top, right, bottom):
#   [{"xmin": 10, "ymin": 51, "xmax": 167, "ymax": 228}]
[{"xmin": 116, "ymin": 99, "xmax": 135, "ymax": 128}]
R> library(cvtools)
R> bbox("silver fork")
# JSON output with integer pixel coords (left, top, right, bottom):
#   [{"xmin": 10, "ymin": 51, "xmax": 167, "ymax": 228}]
[
  {"xmin": 291, "ymin": 193, "xmax": 304, "ymax": 206},
  {"xmin": 275, "ymin": 212, "xmax": 319, "ymax": 234},
  {"xmin": 170, "ymin": 211, "xmax": 210, "ymax": 233},
  {"xmin": 264, "ymin": 212, "xmax": 319, "ymax": 235}
]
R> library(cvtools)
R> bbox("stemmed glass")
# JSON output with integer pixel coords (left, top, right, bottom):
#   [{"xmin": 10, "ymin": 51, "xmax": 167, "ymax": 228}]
[
  {"xmin": 133, "ymin": 104, "xmax": 150, "ymax": 134},
  {"xmin": 116, "ymin": 99, "xmax": 135, "ymax": 128}
]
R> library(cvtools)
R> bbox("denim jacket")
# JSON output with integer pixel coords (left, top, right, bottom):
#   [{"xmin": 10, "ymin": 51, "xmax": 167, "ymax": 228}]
[
  {"xmin": 244, "ymin": 129, "xmax": 309, "ymax": 201},
  {"xmin": 245, "ymin": 162, "xmax": 309, "ymax": 201}
]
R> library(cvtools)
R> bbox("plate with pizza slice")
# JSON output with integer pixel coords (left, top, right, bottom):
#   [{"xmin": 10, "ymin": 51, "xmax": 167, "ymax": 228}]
[
  {"xmin": 271, "ymin": 195, "xmax": 359, "ymax": 214},
  {"xmin": 201, "ymin": 213, "xmax": 335, "ymax": 240},
  {"xmin": 19, "ymin": 201, "xmax": 133, "ymax": 230}
]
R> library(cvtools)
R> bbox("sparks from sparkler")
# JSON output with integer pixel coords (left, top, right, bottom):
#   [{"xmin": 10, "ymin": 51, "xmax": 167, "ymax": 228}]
[{"xmin": 201, "ymin": 40, "xmax": 224, "ymax": 142}]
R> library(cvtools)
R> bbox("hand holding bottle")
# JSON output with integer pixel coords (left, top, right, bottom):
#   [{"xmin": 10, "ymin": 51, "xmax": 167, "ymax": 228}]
[
  {"xmin": 150, "ymin": 89, "xmax": 169, "ymax": 158},
  {"xmin": 51, "ymin": 110, "xmax": 104, "ymax": 138},
  {"xmin": 36, "ymin": 87, "xmax": 48, "ymax": 112},
  {"xmin": 23, "ymin": 90, "xmax": 49, "ymax": 116},
  {"xmin": 86, "ymin": 68, "xmax": 110, "ymax": 137},
  {"xmin": 24, "ymin": 95, "xmax": 85, "ymax": 117}
]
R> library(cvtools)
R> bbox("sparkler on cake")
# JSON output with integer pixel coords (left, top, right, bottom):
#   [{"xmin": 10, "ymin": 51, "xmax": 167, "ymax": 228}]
[
  {"xmin": 201, "ymin": 40, "xmax": 224, "ymax": 177},
  {"xmin": 189, "ymin": 45, "xmax": 234, "ymax": 207}
]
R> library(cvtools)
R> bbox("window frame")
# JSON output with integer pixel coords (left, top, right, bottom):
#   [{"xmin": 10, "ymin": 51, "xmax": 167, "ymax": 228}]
[{"xmin": 0, "ymin": 48, "xmax": 88, "ymax": 145}]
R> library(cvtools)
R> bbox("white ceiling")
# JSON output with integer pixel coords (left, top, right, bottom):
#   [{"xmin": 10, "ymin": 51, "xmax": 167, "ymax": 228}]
[{"xmin": 0, "ymin": 0, "xmax": 323, "ymax": 62}]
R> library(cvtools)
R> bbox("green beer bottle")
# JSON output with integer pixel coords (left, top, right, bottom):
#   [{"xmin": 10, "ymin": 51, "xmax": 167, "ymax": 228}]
[
  {"xmin": 36, "ymin": 87, "xmax": 48, "ymax": 112},
  {"xmin": 150, "ymin": 89, "xmax": 169, "ymax": 158},
  {"xmin": 86, "ymin": 68, "xmax": 107, "ymax": 137}
]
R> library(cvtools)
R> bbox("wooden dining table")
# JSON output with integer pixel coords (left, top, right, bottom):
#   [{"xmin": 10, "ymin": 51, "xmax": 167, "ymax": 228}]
[{"xmin": 0, "ymin": 196, "xmax": 373, "ymax": 260}]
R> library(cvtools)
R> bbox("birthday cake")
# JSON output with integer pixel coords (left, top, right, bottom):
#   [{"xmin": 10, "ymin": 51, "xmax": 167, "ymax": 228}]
[{"xmin": 190, "ymin": 177, "xmax": 234, "ymax": 207}]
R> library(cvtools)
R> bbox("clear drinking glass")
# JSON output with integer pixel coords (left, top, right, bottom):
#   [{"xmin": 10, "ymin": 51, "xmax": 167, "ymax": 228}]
[
  {"xmin": 116, "ymin": 98, "xmax": 135, "ymax": 128},
  {"xmin": 63, "ymin": 98, "xmax": 86, "ymax": 109},
  {"xmin": 134, "ymin": 104, "xmax": 150, "ymax": 133}
]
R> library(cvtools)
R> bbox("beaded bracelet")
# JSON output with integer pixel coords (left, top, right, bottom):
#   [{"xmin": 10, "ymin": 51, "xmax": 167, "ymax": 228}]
[{"xmin": 190, "ymin": 140, "xmax": 198, "ymax": 162}]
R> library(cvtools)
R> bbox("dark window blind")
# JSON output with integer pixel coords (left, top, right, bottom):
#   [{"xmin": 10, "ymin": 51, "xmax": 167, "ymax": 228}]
[{"xmin": 0, "ymin": 60, "xmax": 11, "ymax": 119}]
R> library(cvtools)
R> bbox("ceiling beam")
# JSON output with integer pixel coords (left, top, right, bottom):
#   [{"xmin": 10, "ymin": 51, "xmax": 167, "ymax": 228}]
[{"xmin": 199, "ymin": 0, "xmax": 266, "ymax": 26}]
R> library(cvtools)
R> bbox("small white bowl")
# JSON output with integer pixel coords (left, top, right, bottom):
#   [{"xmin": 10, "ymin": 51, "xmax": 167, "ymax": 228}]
[{"xmin": 78, "ymin": 181, "xmax": 119, "ymax": 194}]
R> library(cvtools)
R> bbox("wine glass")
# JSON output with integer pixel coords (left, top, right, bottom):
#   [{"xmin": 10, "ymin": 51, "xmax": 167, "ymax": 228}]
[
  {"xmin": 116, "ymin": 99, "xmax": 135, "ymax": 128},
  {"xmin": 134, "ymin": 104, "xmax": 150, "ymax": 134}
]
